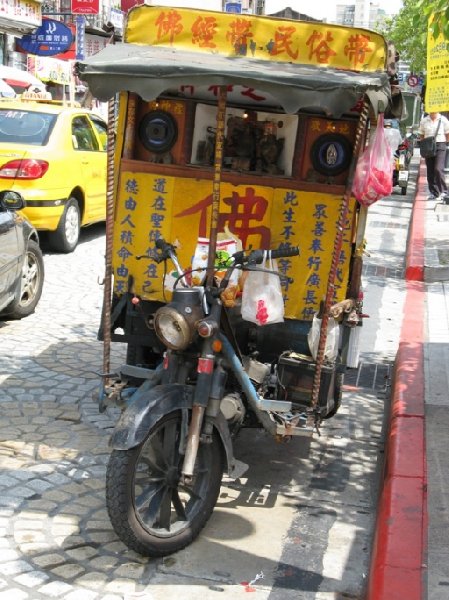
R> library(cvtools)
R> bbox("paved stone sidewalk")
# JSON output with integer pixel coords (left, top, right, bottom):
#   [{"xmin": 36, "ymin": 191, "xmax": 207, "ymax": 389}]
[
  {"xmin": 0, "ymin": 158, "xmax": 417, "ymax": 600},
  {"xmin": 0, "ymin": 229, "xmax": 155, "ymax": 600}
]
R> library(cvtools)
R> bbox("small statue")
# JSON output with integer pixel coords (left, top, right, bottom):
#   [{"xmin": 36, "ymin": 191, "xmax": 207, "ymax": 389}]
[{"xmin": 258, "ymin": 134, "xmax": 284, "ymax": 174}]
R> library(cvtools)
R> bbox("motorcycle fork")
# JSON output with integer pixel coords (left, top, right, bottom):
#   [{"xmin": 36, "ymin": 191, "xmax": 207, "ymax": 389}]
[{"xmin": 181, "ymin": 338, "xmax": 216, "ymax": 481}]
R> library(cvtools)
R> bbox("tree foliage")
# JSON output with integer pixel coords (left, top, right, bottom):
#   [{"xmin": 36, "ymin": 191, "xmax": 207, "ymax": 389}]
[{"xmin": 380, "ymin": 0, "xmax": 449, "ymax": 73}]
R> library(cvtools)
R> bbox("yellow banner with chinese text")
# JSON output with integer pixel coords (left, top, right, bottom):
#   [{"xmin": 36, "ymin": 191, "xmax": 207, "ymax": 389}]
[
  {"xmin": 425, "ymin": 14, "xmax": 449, "ymax": 112},
  {"xmin": 113, "ymin": 172, "xmax": 354, "ymax": 320},
  {"xmin": 125, "ymin": 5, "xmax": 386, "ymax": 72}
]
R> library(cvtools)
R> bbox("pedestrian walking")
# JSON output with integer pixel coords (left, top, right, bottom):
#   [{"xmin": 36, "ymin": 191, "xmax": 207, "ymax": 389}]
[{"xmin": 418, "ymin": 112, "xmax": 449, "ymax": 201}]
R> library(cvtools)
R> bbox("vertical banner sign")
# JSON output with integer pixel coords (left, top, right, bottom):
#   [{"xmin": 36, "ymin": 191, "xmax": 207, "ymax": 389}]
[
  {"xmin": 425, "ymin": 14, "xmax": 449, "ymax": 112},
  {"xmin": 75, "ymin": 16, "xmax": 86, "ymax": 60}
]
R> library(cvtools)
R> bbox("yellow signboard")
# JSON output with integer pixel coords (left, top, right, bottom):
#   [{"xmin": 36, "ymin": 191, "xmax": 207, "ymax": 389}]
[
  {"xmin": 426, "ymin": 15, "xmax": 449, "ymax": 112},
  {"xmin": 126, "ymin": 5, "xmax": 386, "ymax": 72},
  {"xmin": 113, "ymin": 172, "xmax": 354, "ymax": 320}
]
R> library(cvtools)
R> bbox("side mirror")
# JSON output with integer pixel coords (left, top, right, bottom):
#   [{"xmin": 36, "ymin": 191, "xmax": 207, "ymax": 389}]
[{"xmin": 0, "ymin": 191, "xmax": 25, "ymax": 211}]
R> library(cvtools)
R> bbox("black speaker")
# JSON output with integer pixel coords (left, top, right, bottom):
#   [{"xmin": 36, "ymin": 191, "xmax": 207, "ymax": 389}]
[
  {"xmin": 310, "ymin": 133, "xmax": 352, "ymax": 177},
  {"xmin": 138, "ymin": 110, "xmax": 178, "ymax": 154},
  {"xmin": 299, "ymin": 116, "xmax": 357, "ymax": 185}
]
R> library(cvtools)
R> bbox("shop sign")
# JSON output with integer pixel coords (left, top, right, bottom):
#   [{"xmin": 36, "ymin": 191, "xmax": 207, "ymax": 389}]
[
  {"xmin": 28, "ymin": 55, "xmax": 72, "ymax": 85},
  {"xmin": 71, "ymin": 0, "xmax": 99, "ymax": 15},
  {"xmin": 0, "ymin": 0, "xmax": 41, "ymax": 28},
  {"xmin": 18, "ymin": 18, "xmax": 72, "ymax": 56}
]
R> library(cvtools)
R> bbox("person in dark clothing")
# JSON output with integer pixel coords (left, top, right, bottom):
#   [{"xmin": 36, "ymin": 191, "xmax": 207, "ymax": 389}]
[{"xmin": 419, "ymin": 112, "xmax": 449, "ymax": 200}]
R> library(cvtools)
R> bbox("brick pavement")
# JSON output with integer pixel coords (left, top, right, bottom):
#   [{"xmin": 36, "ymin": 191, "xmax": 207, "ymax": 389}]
[
  {"xmin": 0, "ymin": 164, "xmax": 418, "ymax": 599},
  {"xmin": 0, "ymin": 228, "xmax": 156, "ymax": 600}
]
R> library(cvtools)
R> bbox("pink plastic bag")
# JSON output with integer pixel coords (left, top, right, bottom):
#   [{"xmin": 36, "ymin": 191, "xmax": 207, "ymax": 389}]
[{"xmin": 352, "ymin": 114, "xmax": 393, "ymax": 207}]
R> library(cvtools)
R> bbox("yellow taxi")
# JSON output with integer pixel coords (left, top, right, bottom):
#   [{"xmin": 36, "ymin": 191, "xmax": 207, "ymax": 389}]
[{"xmin": 0, "ymin": 96, "xmax": 107, "ymax": 252}]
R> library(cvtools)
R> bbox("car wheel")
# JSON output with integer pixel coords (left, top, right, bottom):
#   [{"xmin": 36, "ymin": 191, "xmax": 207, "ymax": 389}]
[
  {"xmin": 2, "ymin": 240, "xmax": 44, "ymax": 319},
  {"xmin": 51, "ymin": 197, "xmax": 80, "ymax": 253}
]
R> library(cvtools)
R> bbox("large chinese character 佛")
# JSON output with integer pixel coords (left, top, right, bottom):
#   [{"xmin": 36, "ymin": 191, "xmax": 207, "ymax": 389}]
[
  {"xmin": 191, "ymin": 16, "xmax": 217, "ymax": 49},
  {"xmin": 175, "ymin": 187, "xmax": 270, "ymax": 247},
  {"xmin": 155, "ymin": 10, "xmax": 183, "ymax": 45},
  {"xmin": 306, "ymin": 30, "xmax": 337, "ymax": 64}
]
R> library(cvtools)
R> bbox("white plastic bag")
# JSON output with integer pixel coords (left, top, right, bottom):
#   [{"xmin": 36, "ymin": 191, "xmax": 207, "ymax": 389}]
[
  {"xmin": 307, "ymin": 313, "xmax": 340, "ymax": 362},
  {"xmin": 241, "ymin": 252, "xmax": 284, "ymax": 326}
]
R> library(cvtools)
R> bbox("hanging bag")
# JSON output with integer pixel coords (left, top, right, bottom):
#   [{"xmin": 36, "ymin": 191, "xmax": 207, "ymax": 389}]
[
  {"xmin": 241, "ymin": 252, "xmax": 284, "ymax": 326},
  {"xmin": 419, "ymin": 119, "xmax": 441, "ymax": 159},
  {"xmin": 352, "ymin": 113, "xmax": 393, "ymax": 207}
]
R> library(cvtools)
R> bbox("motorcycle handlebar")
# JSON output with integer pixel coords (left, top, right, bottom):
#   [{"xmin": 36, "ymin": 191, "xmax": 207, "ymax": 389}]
[
  {"xmin": 270, "ymin": 246, "xmax": 300, "ymax": 260},
  {"xmin": 232, "ymin": 246, "xmax": 300, "ymax": 266},
  {"xmin": 154, "ymin": 238, "xmax": 299, "ymax": 275}
]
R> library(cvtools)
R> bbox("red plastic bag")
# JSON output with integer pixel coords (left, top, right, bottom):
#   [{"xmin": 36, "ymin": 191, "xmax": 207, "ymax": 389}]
[{"xmin": 352, "ymin": 114, "xmax": 393, "ymax": 207}]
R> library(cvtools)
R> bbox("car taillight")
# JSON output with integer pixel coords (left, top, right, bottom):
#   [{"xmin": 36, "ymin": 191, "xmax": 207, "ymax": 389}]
[{"xmin": 0, "ymin": 159, "xmax": 49, "ymax": 179}]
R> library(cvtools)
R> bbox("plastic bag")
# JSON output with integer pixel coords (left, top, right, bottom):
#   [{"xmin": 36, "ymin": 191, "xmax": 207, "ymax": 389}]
[
  {"xmin": 241, "ymin": 252, "xmax": 284, "ymax": 326},
  {"xmin": 352, "ymin": 114, "xmax": 393, "ymax": 207},
  {"xmin": 307, "ymin": 313, "xmax": 340, "ymax": 362},
  {"xmin": 383, "ymin": 127, "xmax": 403, "ymax": 157}
]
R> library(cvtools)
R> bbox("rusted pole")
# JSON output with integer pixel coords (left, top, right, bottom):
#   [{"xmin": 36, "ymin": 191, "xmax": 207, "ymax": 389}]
[
  {"xmin": 309, "ymin": 99, "xmax": 370, "ymax": 421},
  {"xmin": 206, "ymin": 85, "xmax": 227, "ymax": 287},
  {"xmin": 102, "ymin": 96, "xmax": 117, "ymax": 380}
]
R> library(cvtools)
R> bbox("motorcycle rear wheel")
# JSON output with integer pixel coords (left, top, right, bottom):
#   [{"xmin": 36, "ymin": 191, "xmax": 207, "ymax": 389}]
[{"xmin": 106, "ymin": 411, "xmax": 224, "ymax": 557}]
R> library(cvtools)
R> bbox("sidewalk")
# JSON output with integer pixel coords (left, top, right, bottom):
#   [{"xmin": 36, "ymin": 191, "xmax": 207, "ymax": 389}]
[{"xmin": 367, "ymin": 153, "xmax": 449, "ymax": 600}]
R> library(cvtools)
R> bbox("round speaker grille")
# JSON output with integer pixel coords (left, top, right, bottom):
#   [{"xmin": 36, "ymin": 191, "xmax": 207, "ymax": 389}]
[
  {"xmin": 310, "ymin": 133, "xmax": 352, "ymax": 176},
  {"xmin": 138, "ymin": 110, "xmax": 178, "ymax": 153}
]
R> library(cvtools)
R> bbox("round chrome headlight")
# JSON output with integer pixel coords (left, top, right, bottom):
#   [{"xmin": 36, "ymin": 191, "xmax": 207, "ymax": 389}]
[{"xmin": 154, "ymin": 306, "xmax": 192, "ymax": 350}]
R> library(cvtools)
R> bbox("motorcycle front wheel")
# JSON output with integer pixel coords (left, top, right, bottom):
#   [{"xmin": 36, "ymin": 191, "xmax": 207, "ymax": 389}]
[{"xmin": 106, "ymin": 411, "xmax": 224, "ymax": 557}]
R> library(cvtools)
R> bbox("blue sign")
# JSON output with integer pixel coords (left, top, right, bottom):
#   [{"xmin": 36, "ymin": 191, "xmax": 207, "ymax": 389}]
[
  {"xmin": 225, "ymin": 2, "xmax": 242, "ymax": 13},
  {"xmin": 18, "ymin": 19, "xmax": 72, "ymax": 57},
  {"xmin": 75, "ymin": 16, "xmax": 86, "ymax": 61}
]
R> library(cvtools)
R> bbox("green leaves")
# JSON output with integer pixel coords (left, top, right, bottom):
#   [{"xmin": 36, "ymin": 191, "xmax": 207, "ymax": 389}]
[{"xmin": 379, "ymin": 0, "xmax": 448, "ymax": 73}]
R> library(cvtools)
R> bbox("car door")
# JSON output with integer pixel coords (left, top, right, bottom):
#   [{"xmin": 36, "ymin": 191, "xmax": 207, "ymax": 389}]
[
  {"xmin": 71, "ymin": 115, "xmax": 106, "ymax": 223},
  {"xmin": 0, "ymin": 207, "xmax": 21, "ymax": 312}
]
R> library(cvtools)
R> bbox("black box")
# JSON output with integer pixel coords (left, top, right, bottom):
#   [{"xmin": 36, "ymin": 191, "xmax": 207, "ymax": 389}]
[{"xmin": 277, "ymin": 353, "xmax": 336, "ymax": 413}]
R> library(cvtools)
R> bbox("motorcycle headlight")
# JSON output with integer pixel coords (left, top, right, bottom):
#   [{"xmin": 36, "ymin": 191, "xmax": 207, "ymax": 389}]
[
  {"xmin": 154, "ymin": 306, "xmax": 191, "ymax": 350},
  {"xmin": 154, "ymin": 288, "xmax": 205, "ymax": 350}
]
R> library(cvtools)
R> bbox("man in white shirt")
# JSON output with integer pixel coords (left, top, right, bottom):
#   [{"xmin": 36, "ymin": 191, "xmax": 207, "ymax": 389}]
[{"xmin": 419, "ymin": 112, "xmax": 449, "ymax": 201}]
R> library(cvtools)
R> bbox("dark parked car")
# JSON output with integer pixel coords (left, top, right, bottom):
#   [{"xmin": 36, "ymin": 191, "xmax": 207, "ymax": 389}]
[{"xmin": 0, "ymin": 190, "xmax": 44, "ymax": 319}]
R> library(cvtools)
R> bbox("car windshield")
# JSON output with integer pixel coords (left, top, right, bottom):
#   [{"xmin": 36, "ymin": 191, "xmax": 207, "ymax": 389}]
[{"xmin": 0, "ymin": 109, "xmax": 57, "ymax": 145}]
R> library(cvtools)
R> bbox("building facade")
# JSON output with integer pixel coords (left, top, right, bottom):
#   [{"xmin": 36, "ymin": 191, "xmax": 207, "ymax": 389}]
[{"xmin": 335, "ymin": 1, "xmax": 386, "ymax": 29}]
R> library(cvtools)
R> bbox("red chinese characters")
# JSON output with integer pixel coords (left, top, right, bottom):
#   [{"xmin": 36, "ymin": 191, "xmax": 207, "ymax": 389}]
[
  {"xmin": 191, "ymin": 16, "xmax": 218, "ymax": 49},
  {"xmin": 155, "ymin": 10, "xmax": 183, "ymax": 45}
]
